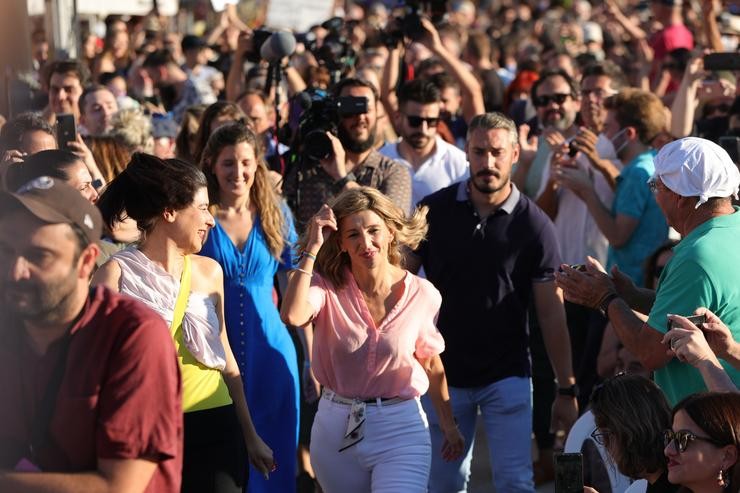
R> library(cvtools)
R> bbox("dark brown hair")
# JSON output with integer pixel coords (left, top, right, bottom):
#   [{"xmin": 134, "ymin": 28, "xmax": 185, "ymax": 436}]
[
  {"xmin": 97, "ymin": 153, "xmax": 207, "ymax": 234},
  {"xmin": 590, "ymin": 374, "xmax": 672, "ymax": 479},
  {"xmin": 192, "ymin": 101, "xmax": 246, "ymax": 166},
  {"xmin": 673, "ymin": 392, "xmax": 740, "ymax": 492}
]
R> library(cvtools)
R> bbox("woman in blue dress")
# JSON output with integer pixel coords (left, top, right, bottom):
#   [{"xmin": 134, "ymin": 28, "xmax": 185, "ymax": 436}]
[{"xmin": 200, "ymin": 123, "xmax": 299, "ymax": 493}]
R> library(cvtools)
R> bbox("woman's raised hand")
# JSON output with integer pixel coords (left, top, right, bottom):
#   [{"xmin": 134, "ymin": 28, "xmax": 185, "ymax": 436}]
[{"xmin": 306, "ymin": 204, "xmax": 337, "ymax": 254}]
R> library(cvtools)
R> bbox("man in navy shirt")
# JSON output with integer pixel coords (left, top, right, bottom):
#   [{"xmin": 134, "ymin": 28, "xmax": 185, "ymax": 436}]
[{"xmin": 408, "ymin": 112, "xmax": 578, "ymax": 492}]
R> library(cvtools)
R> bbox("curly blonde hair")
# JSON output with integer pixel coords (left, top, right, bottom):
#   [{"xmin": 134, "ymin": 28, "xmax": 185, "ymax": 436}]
[
  {"xmin": 110, "ymin": 108, "xmax": 153, "ymax": 153},
  {"xmin": 200, "ymin": 122, "xmax": 287, "ymax": 260},
  {"xmin": 303, "ymin": 187, "xmax": 428, "ymax": 288}
]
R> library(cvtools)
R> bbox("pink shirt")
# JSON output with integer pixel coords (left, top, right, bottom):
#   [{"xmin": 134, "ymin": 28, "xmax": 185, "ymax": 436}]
[{"xmin": 307, "ymin": 270, "xmax": 445, "ymax": 400}]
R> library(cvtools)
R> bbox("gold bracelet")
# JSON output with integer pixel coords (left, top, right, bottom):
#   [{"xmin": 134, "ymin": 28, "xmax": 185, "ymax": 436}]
[{"xmin": 291, "ymin": 268, "xmax": 313, "ymax": 277}]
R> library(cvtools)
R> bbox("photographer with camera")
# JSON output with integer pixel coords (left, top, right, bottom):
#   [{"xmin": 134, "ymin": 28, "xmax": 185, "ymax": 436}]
[{"xmin": 284, "ymin": 78, "xmax": 412, "ymax": 232}]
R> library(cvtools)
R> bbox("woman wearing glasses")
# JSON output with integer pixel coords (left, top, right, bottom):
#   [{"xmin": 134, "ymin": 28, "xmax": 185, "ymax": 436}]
[
  {"xmin": 586, "ymin": 373, "xmax": 678, "ymax": 493},
  {"xmin": 664, "ymin": 392, "xmax": 740, "ymax": 493}
]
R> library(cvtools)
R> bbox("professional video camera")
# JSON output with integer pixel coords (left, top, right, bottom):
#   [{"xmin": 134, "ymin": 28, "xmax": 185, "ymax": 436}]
[
  {"xmin": 295, "ymin": 89, "xmax": 368, "ymax": 162},
  {"xmin": 298, "ymin": 17, "xmax": 356, "ymax": 83}
]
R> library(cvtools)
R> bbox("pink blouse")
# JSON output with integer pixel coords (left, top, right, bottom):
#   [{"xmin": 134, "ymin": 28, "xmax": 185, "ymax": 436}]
[{"xmin": 307, "ymin": 270, "xmax": 445, "ymax": 400}]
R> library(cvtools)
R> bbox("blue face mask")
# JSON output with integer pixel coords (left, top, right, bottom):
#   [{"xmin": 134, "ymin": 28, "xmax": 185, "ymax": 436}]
[{"xmin": 610, "ymin": 127, "xmax": 630, "ymax": 156}]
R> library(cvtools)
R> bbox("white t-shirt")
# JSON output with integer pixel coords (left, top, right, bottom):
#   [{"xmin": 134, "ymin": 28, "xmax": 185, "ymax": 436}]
[
  {"xmin": 379, "ymin": 136, "xmax": 469, "ymax": 206},
  {"xmin": 535, "ymin": 134, "xmax": 621, "ymax": 266}
]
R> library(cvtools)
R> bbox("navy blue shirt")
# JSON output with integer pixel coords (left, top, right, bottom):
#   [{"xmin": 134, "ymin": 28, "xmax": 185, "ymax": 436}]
[{"xmin": 417, "ymin": 181, "xmax": 561, "ymax": 387}]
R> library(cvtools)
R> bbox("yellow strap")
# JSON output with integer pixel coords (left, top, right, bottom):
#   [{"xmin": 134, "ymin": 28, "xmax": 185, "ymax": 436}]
[{"xmin": 170, "ymin": 255, "xmax": 191, "ymax": 337}]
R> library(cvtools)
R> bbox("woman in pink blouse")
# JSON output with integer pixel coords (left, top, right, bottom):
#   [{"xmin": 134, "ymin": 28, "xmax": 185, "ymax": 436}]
[{"xmin": 281, "ymin": 187, "xmax": 464, "ymax": 493}]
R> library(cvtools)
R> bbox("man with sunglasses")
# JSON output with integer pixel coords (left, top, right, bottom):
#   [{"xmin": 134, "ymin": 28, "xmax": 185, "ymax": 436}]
[
  {"xmin": 514, "ymin": 69, "xmax": 581, "ymax": 199},
  {"xmin": 379, "ymin": 79, "xmax": 469, "ymax": 206}
]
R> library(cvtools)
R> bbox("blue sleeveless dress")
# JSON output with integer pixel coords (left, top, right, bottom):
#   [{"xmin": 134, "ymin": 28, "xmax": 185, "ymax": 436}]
[{"xmin": 200, "ymin": 213, "xmax": 299, "ymax": 493}]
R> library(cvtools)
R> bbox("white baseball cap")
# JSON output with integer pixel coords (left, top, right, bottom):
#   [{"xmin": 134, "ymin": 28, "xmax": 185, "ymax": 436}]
[{"xmin": 652, "ymin": 137, "xmax": 740, "ymax": 208}]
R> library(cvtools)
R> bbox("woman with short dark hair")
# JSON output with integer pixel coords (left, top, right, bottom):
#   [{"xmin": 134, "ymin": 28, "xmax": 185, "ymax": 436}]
[{"xmin": 93, "ymin": 153, "xmax": 274, "ymax": 493}]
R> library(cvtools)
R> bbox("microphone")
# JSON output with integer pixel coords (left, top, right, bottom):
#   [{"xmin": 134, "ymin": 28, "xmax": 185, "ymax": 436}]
[{"xmin": 260, "ymin": 31, "xmax": 297, "ymax": 62}]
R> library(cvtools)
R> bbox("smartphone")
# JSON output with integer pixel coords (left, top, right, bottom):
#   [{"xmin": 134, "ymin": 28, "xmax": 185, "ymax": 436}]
[
  {"xmin": 668, "ymin": 314, "xmax": 707, "ymax": 331},
  {"xmin": 56, "ymin": 113, "xmax": 76, "ymax": 151},
  {"xmin": 559, "ymin": 264, "xmax": 587, "ymax": 272},
  {"xmin": 703, "ymin": 52, "xmax": 740, "ymax": 72},
  {"xmin": 555, "ymin": 453, "xmax": 584, "ymax": 493},
  {"xmin": 568, "ymin": 141, "xmax": 579, "ymax": 157}
]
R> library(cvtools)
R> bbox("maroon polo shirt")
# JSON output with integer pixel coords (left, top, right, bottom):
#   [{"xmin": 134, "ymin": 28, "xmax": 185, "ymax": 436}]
[{"xmin": 0, "ymin": 285, "xmax": 183, "ymax": 492}]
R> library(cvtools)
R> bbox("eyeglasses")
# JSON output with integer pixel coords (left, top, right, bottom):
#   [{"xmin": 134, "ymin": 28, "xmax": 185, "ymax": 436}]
[
  {"xmin": 405, "ymin": 114, "xmax": 440, "ymax": 128},
  {"xmin": 663, "ymin": 429, "xmax": 724, "ymax": 454},
  {"xmin": 591, "ymin": 428, "xmax": 612, "ymax": 446},
  {"xmin": 533, "ymin": 93, "xmax": 571, "ymax": 107}
]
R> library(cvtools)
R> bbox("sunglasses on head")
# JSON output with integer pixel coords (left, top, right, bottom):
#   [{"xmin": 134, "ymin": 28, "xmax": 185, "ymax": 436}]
[
  {"xmin": 405, "ymin": 114, "xmax": 440, "ymax": 128},
  {"xmin": 663, "ymin": 429, "xmax": 723, "ymax": 454},
  {"xmin": 534, "ymin": 93, "xmax": 571, "ymax": 107}
]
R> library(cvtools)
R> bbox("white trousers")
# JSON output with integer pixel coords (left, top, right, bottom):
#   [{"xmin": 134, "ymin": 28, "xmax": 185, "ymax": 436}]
[{"xmin": 310, "ymin": 395, "xmax": 432, "ymax": 493}]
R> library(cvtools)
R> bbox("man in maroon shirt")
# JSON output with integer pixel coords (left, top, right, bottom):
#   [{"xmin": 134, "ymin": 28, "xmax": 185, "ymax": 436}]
[{"xmin": 0, "ymin": 177, "xmax": 183, "ymax": 492}]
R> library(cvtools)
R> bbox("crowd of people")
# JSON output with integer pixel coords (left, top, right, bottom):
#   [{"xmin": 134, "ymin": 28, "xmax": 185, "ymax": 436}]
[{"xmin": 0, "ymin": 0, "xmax": 739, "ymax": 492}]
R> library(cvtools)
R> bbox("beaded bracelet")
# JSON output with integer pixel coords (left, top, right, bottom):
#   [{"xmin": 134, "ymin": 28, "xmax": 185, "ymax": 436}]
[{"xmin": 291, "ymin": 268, "xmax": 313, "ymax": 277}]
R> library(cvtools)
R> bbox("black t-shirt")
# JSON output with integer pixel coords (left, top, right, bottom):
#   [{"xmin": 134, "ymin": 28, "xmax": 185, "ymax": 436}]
[{"xmin": 416, "ymin": 181, "xmax": 561, "ymax": 387}]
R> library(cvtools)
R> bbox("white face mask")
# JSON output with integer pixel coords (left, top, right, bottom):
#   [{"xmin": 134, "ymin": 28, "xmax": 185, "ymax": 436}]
[{"xmin": 610, "ymin": 127, "xmax": 630, "ymax": 156}]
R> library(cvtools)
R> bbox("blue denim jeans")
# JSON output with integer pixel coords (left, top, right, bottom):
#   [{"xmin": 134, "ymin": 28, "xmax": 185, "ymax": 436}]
[{"xmin": 422, "ymin": 376, "xmax": 535, "ymax": 493}]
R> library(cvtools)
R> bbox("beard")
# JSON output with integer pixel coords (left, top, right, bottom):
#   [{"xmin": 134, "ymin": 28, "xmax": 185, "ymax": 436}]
[
  {"xmin": 2, "ymin": 265, "xmax": 79, "ymax": 324},
  {"xmin": 543, "ymin": 109, "xmax": 575, "ymax": 132},
  {"xmin": 405, "ymin": 132, "xmax": 433, "ymax": 150},
  {"xmin": 338, "ymin": 121, "xmax": 377, "ymax": 154},
  {"xmin": 471, "ymin": 168, "xmax": 510, "ymax": 195}
]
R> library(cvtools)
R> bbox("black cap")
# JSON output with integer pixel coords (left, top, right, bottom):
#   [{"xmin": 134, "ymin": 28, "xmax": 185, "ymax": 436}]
[
  {"xmin": 181, "ymin": 34, "xmax": 207, "ymax": 52},
  {"xmin": 0, "ymin": 176, "xmax": 103, "ymax": 245}
]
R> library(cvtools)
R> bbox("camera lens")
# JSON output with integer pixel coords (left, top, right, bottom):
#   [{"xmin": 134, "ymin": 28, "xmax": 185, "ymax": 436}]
[{"xmin": 304, "ymin": 130, "xmax": 334, "ymax": 161}]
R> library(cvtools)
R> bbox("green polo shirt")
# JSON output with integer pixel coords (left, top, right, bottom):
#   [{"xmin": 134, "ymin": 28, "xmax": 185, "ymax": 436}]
[{"xmin": 647, "ymin": 207, "xmax": 740, "ymax": 404}]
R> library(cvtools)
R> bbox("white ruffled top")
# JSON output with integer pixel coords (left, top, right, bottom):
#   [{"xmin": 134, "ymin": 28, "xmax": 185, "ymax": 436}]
[{"xmin": 112, "ymin": 247, "xmax": 227, "ymax": 370}]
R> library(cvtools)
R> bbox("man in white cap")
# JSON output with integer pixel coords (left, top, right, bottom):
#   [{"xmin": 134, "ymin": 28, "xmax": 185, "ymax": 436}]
[{"xmin": 555, "ymin": 136, "xmax": 740, "ymax": 404}]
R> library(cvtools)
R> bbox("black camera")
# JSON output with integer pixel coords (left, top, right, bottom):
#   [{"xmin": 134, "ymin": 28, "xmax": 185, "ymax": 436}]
[
  {"xmin": 382, "ymin": 0, "xmax": 447, "ymax": 46},
  {"xmin": 299, "ymin": 17, "xmax": 356, "ymax": 80},
  {"xmin": 296, "ymin": 90, "xmax": 368, "ymax": 162}
]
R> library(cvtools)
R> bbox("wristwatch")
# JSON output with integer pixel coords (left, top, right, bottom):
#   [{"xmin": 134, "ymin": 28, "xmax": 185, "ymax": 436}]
[
  {"xmin": 558, "ymin": 384, "xmax": 580, "ymax": 398},
  {"xmin": 598, "ymin": 292, "xmax": 620, "ymax": 318},
  {"xmin": 334, "ymin": 172, "xmax": 357, "ymax": 189}
]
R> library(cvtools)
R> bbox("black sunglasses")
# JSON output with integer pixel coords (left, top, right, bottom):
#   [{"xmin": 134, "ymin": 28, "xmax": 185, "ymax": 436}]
[
  {"xmin": 664, "ymin": 429, "xmax": 724, "ymax": 454},
  {"xmin": 533, "ymin": 93, "xmax": 571, "ymax": 107},
  {"xmin": 405, "ymin": 114, "xmax": 440, "ymax": 128}
]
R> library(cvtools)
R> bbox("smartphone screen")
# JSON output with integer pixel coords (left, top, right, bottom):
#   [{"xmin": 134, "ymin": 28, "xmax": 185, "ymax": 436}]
[
  {"xmin": 56, "ymin": 113, "xmax": 76, "ymax": 151},
  {"xmin": 555, "ymin": 453, "xmax": 584, "ymax": 493}
]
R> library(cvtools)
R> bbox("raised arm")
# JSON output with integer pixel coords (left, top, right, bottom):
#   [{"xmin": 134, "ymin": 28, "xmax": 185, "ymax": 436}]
[
  {"xmin": 281, "ymin": 204, "xmax": 337, "ymax": 327},
  {"xmin": 417, "ymin": 18, "xmax": 484, "ymax": 124}
]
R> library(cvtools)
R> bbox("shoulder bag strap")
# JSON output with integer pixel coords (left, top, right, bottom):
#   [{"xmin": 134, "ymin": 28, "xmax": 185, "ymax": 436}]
[{"xmin": 170, "ymin": 255, "xmax": 192, "ymax": 336}]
